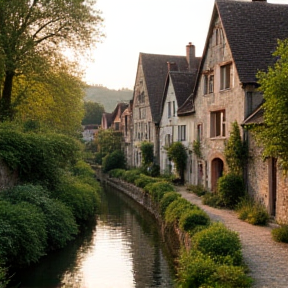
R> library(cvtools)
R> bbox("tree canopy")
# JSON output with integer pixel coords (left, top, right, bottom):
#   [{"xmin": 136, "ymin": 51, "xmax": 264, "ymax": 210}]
[
  {"xmin": 82, "ymin": 102, "xmax": 104, "ymax": 125},
  {"xmin": 0, "ymin": 0, "xmax": 103, "ymax": 119},
  {"xmin": 256, "ymin": 39, "xmax": 288, "ymax": 171}
]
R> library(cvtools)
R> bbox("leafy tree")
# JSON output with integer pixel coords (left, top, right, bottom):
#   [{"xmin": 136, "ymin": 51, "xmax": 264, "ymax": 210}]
[
  {"xmin": 140, "ymin": 141, "xmax": 154, "ymax": 166},
  {"xmin": 94, "ymin": 128, "xmax": 122, "ymax": 154},
  {"xmin": 224, "ymin": 121, "xmax": 248, "ymax": 176},
  {"xmin": 102, "ymin": 150, "xmax": 126, "ymax": 172},
  {"xmin": 82, "ymin": 102, "xmax": 105, "ymax": 125},
  {"xmin": 0, "ymin": 0, "xmax": 103, "ymax": 119},
  {"xmin": 255, "ymin": 39, "xmax": 288, "ymax": 171},
  {"xmin": 167, "ymin": 142, "xmax": 187, "ymax": 183},
  {"xmin": 12, "ymin": 63, "xmax": 85, "ymax": 134}
]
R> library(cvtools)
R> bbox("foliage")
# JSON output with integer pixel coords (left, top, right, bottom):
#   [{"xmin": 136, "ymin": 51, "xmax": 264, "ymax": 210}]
[
  {"xmin": 192, "ymin": 223, "xmax": 242, "ymax": 266},
  {"xmin": 202, "ymin": 192, "xmax": 223, "ymax": 208},
  {"xmin": 272, "ymin": 224, "xmax": 288, "ymax": 243},
  {"xmin": 72, "ymin": 160, "xmax": 95, "ymax": 178},
  {"xmin": 144, "ymin": 163, "xmax": 160, "ymax": 177},
  {"xmin": 1, "ymin": 184, "xmax": 78, "ymax": 251},
  {"xmin": 94, "ymin": 151, "xmax": 107, "ymax": 165},
  {"xmin": 82, "ymin": 101, "xmax": 104, "ymax": 125},
  {"xmin": 255, "ymin": 39, "xmax": 288, "ymax": 171},
  {"xmin": 108, "ymin": 168, "xmax": 126, "ymax": 178},
  {"xmin": 236, "ymin": 197, "xmax": 269, "ymax": 226},
  {"xmin": 165, "ymin": 197, "xmax": 197, "ymax": 224},
  {"xmin": 179, "ymin": 209, "xmax": 210, "ymax": 232},
  {"xmin": 159, "ymin": 192, "xmax": 181, "ymax": 216},
  {"xmin": 167, "ymin": 142, "xmax": 187, "ymax": 183},
  {"xmin": 0, "ymin": 0, "xmax": 103, "ymax": 119},
  {"xmin": 0, "ymin": 126, "xmax": 82, "ymax": 188},
  {"xmin": 224, "ymin": 121, "xmax": 248, "ymax": 176},
  {"xmin": 134, "ymin": 174, "xmax": 159, "ymax": 188},
  {"xmin": 94, "ymin": 128, "xmax": 122, "ymax": 154},
  {"xmin": 0, "ymin": 200, "xmax": 47, "ymax": 267},
  {"xmin": 187, "ymin": 184, "xmax": 207, "ymax": 196},
  {"xmin": 102, "ymin": 150, "xmax": 126, "ymax": 172},
  {"xmin": 13, "ymin": 65, "xmax": 85, "ymax": 135},
  {"xmin": 193, "ymin": 140, "xmax": 202, "ymax": 158},
  {"xmin": 217, "ymin": 173, "xmax": 245, "ymax": 208},
  {"xmin": 121, "ymin": 169, "xmax": 142, "ymax": 184},
  {"xmin": 0, "ymin": 262, "xmax": 9, "ymax": 288},
  {"xmin": 140, "ymin": 141, "xmax": 154, "ymax": 166},
  {"xmin": 53, "ymin": 173, "xmax": 100, "ymax": 223},
  {"xmin": 144, "ymin": 181, "xmax": 175, "ymax": 202}
]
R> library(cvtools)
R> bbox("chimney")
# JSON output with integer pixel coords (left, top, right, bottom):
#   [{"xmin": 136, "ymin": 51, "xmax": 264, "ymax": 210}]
[
  {"xmin": 167, "ymin": 62, "xmax": 178, "ymax": 72},
  {"xmin": 186, "ymin": 42, "xmax": 197, "ymax": 71}
]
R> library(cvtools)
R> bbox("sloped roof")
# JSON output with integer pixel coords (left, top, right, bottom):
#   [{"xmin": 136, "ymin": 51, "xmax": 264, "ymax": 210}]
[
  {"xmin": 217, "ymin": 0, "xmax": 288, "ymax": 84},
  {"xmin": 111, "ymin": 102, "xmax": 128, "ymax": 122},
  {"xmin": 177, "ymin": 94, "xmax": 194, "ymax": 116},
  {"xmin": 140, "ymin": 53, "xmax": 200, "ymax": 123},
  {"xmin": 242, "ymin": 105, "xmax": 264, "ymax": 125},
  {"xmin": 102, "ymin": 112, "xmax": 113, "ymax": 128}
]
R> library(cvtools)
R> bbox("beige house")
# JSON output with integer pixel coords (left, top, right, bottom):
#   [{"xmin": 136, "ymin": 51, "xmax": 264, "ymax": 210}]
[{"xmin": 131, "ymin": 43, "xmax": 199, "ymax": 167}]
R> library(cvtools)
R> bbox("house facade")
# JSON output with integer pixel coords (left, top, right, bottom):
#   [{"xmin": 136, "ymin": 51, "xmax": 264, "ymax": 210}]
[{"xmin": 131, "ymin": 43, "xmax": 199, "ymax": 168}]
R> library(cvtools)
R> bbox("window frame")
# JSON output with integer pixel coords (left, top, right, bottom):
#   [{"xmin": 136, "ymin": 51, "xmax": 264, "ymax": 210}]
[
  {"xmin": 178, "ymin": 125, "xmax": 186, "ymax": 141},
  {"xmin": 210, "ymin": 110, "xmax": 226, "ymax": 138},
  {"xmin": 220, "ymin": 64, "xmax": 231, "ymax": 91}
]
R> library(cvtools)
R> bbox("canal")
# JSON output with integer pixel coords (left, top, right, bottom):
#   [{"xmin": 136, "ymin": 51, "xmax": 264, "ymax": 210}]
[{"xmin": 9, "ymin": 184, "xmax": 176, "ymax": 288}]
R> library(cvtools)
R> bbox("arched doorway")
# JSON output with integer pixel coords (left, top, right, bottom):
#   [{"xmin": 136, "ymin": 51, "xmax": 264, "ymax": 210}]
[{"xmin": 211, "ymin": 158, "xmax": 224, "ymax": 192}]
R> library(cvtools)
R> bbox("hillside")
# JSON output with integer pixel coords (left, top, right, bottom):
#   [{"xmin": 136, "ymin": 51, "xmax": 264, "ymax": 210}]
[{"xmin": 85, "ymin": 85, "xmax": 133, "ymax": 113}]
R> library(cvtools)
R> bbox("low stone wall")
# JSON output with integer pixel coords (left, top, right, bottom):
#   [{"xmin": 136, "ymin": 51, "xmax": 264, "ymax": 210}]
[{"xmin": 95, "ymin": 168, "xmax": 191, "ymax": 256}]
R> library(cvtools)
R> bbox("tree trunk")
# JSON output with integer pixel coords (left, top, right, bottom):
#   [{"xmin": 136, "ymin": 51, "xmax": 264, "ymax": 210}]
[{"xmin": 0, "ymin": 70, "xmax": 14, "ymax": 121}]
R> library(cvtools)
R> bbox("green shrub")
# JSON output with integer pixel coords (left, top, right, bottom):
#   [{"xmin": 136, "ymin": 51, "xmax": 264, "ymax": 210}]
[
  {"xmin": 179, "ymin": 209, "xmax": 210, "ymax": 232},
  {"xmin": 187, "ymin": 184, "xmax": 207, "ymax": 196},
  {"xmin": 134, "ymin": 174, "xmax": 159, "ymax": 188},
  {"xmin": 177, "ymin": 248, "xmax": 216, "ymax": 288},
  {"xmin": 217, "ymin": 173, "xmax": 245, "ymax": 208},
  {"xmin": 108, "ymin": 168, "xmax": 126, "ymax": 178},
  {"xmin": 0, "ymin": 201, "xmax": 47, "ymax": 266},
  {"xmin": 94, "ymin": 151, "xmax": 106, "ymax": 165},
  {"xmin": 165, "ymin": 197, "xmax": 197, "ymax": 224},
  {"xmin": 0, "ymin": 264, "xmax": 8, "ymax": 288},
  {"xmin": 102, "ymin": 150, "xmax": 126, "ymax": 172},
  {"xmin": 236, "ymin": 197, "xmax": 269, "ymax": 226},
  {"xmin": 272, "ymin": 225, "xmax": 288, "ymax": 243},
  {"xmin": 159, "ymin": 192, "xmax": 181, "ymax": 216},
  {"xmin": 192, "ymin": 223, "xmax": 242, "ymax": 265},
  {"xmin": 72, "ymin": 160, "xmax": 95, "ymax": 178},
  {"xmin": 122, "ymin": 169, "xmax": 142, "ymax": 184},
  {"xmin": 209, "ymin": 264, "xmax": 253, "ymax": 288},
  {"xmin": 53, "ymin": 175, "xmax": 100, "ymax": 222},
  {"xmin": 2, "ymin": 185, "xmax": 78, "ymax": 251},
  {"xmin": 202, "ymin": 192, "xmax": 223, "ymax": 208},
  {"xmin": 144, "ymin": 181, "xmax": 175, "ymax": 202}
]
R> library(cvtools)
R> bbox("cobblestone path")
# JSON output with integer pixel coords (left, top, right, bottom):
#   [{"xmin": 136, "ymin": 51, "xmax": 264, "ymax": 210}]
[{"xmin": 176, "ymin": 186, "xmax": 288, "ymax": 288}]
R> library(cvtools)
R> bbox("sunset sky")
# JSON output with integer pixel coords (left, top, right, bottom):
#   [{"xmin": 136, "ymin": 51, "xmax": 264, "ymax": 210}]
[{"xmin": 83, "ymin": 0, "xmax": 288, "ymax": 90}]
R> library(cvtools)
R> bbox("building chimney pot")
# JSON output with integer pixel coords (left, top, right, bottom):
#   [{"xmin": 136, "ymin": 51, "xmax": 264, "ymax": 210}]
[{"xmin": 186, "ymin": 42, "xmax": 197, "ymax": 71}]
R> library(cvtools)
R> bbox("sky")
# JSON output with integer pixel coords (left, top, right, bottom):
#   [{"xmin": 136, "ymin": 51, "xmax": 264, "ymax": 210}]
[{"xmin": 83, "ymin": 0, "xmax": 288, "ymax": 91}]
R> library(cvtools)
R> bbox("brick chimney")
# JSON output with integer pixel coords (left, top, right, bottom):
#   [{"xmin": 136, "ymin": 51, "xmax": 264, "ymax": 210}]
[
  {"xmin": 186, "ymin": 42, "xmax": 197, "ymax": 71},
  {"xmin": 167, "ymin": 61, "xmax": 178, "ymax": 71}
]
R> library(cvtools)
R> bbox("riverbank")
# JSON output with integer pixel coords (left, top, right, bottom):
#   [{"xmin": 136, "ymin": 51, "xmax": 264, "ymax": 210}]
[{"xmin": 175, "ymin": 186, "xmax": 288, "ymax": 288}]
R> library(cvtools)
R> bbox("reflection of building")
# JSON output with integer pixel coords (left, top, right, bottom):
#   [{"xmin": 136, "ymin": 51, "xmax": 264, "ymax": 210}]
[{"xmin": 82, "ymin": 124, "xmax": 99, "ymax": 142}]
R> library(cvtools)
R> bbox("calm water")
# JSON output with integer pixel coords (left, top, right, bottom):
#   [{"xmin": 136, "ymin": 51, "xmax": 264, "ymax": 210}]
[{"xmin": 9, "ymin": 184, "xmax": 176, "ymax": 288}]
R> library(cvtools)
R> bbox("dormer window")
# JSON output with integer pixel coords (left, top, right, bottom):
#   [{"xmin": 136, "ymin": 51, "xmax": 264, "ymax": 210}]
[{"xmin": 220, "ymin": 64, "xmax": 231, "ymax": 90}]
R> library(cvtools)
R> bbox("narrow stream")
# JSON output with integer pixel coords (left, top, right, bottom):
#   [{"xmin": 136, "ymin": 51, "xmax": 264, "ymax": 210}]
[{"xmin": 9, "ymin": 184, "xmax": 176, "ymax": 288}]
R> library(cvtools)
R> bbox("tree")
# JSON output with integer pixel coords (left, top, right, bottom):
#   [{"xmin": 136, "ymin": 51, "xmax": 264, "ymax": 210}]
[
  {"xmin": 140, "ymin": 141, "xmax": 154, "ymax": 166},
  {"xmin": 0, "ymin": 0, "xmax": 103, "ymax": 119},
  {"xmin": 13, "ymin": 61, "xmax": 85, "ymax": 135},
  {"xmin": 94, "ymin": 128, "xmax": 122, "ymax": 154},
  {"xmin": 256, "ymin": 39, "xmax": 288, "ymax": 171},
  {"xmin": 82, "ymin": 102, "xmax": 105, "ymax": 125},
  {"xmin": 224, "ymin": 121, "xmax": 248, "ymax": 176},
  {"xmin": 167, "ymin": 142, "xmax": 187, "ymax": 183}
]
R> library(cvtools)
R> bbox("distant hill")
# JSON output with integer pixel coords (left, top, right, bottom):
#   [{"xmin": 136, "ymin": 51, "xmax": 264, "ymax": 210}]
[{"xmin": 85, "ymin": 85, "xmax": 133, "ymax": 113}]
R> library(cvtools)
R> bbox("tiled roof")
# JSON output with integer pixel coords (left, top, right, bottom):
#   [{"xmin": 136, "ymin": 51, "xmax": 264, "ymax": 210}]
[
  {"xmin": 242, "ymin": 105, "xmax": 264, "ymax": 125},
  {"xmin": 217, "ymin": 0, "xmax": 288, "ymax": 84},
  {"xmin": 140, "ymin": 53, "xmax": 200, "ymax": 123},
  {"xmin": 177, "ymin": 94, "xmax": 194, "ymax": 116},
  {"xmin": 111, "ymin": 102, "xmax": 128, "ymax": 122},
  {"xmin": 169, "ymin": 72, "xmax": 197, "ymax": 108}
]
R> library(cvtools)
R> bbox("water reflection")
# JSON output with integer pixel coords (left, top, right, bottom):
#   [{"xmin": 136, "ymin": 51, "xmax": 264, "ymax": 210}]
[{"xmin": 10, "ymin": 184, "xmax": 175, "ymax": 288}]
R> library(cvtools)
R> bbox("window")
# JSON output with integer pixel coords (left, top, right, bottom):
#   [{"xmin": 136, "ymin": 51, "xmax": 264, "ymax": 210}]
[
  {"xmin": 210, "ymin": 110, "xmax": 226, "ymax": 138},
  {"xmin": 168, "ymin": 102, "xmax": 171, "ymax": 118},
  {"xmin": 220, "ymin": 64, "xmax": 230, "ymax": 90},
  {"xmin": 139, "ymin": 107, "xmax": 146, "ymax": 119},
  {"xmin": 114, "ymin": 122, "xmax": 120, "ymax": 131},
  {"xmin": 209, "ymin": 75, "xmax": 214, "ymax": 93},
  {"xmin": 178, "ymin": 125, "xmax": 186, "ymax": 141},
  {"xmin": 173, "ymin": 101, "xmax": 176, "ymax": 116},
  {"xmin": 203, "ymin": 74, "xmax": 208, "ymax": 95},
  {"xmin": 197, "ymin": 124, "xmax": 203, "ymax": 142}
]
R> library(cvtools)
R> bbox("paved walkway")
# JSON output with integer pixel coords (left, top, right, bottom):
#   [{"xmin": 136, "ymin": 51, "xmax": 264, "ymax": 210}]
[{"xmin": 175, "ymin": 186, "xmax": 288, "ymax": 288}]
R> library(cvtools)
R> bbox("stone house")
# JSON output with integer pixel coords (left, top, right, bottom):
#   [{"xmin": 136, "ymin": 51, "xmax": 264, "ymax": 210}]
[
  {"xmin": 159, "ymin": 66, "xmax": 199, "ymax": 180},
  {"xmin": 101, "ymin": 103, "xmax": 128, "ymax": 131},
  {"xmin": 131, "ymin": 43, "xmax": 199, "ymax": 167},
  {"xmin": 180, "ymin": 0, "xmax": 288, "ymax": 222}
]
